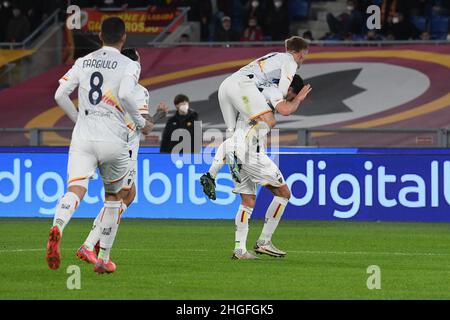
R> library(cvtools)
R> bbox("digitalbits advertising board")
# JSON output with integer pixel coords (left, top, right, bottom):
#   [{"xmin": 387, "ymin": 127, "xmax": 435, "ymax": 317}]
[{"xmin": 1, "ymin": 148, "xmax": 450, "ymax": 222}]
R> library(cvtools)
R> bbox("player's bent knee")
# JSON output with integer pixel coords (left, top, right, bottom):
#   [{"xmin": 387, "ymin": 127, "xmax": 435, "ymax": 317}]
[
  {"xmin": 122, "ymin": 185, "xmax": 136, "ymax": 207},
  {"xmin": 67, "ymin": 184, "xmax": 87, "ymax": 202},
  {"xmin": 118, "ymin": 188, "xmax": 130, "ymax": 201},
  {"xmin": 282, "ymin": 186, "xmax": 291, "ymax": 200},
  {"xmin": 105, "ymin": 192, "xmax": 121, "ymax": 202},
  {"xmin": 240, "ymin": 194, "xmax": 256, "ymax": 208},
  {"xmin": 268, "ymin": 184, "xmax": 291, "ymax": 200}
]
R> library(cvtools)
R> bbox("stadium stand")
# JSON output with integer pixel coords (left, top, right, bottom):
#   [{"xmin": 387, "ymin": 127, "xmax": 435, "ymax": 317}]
[{"xmin": 0, "ymin": 0, "xmax": 449, "ymax": 148}]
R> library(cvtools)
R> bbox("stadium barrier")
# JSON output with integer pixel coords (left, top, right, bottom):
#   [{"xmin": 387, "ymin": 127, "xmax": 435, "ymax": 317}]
[
  {"xmin": 1, "ymin": 147, "xmax": 450, "ymax": 222},
  {"xmin": 1, "ymin": 126, "xmax": 449, "ymax": 147}
]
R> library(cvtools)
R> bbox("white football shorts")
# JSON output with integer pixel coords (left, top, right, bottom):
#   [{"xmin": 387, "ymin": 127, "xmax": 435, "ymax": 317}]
[{"xmin": 67, "ymin": 138, "xmax": 130, "ymax": 194}]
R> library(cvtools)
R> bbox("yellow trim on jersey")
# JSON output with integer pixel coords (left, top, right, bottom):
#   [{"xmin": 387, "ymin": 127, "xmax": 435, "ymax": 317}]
[
  {"xmin": 102, "ymin": 89, "xmax": 124, "ymax": 113},
  {"xmin": 249, "ymin": 109, "xmax": 273, "ymax": 120},
  {"xmin": 105, "ymin": 171, "xmax": 129, "ymax": 184},
  {"xmin": 68, "ymin": 176, "xmax": 89, "ymax": 184}
]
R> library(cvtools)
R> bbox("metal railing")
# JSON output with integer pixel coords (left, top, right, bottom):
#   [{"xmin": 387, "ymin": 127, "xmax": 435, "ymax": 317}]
[
  {"xmin": 146, "ymin": 39, "xmax": 450, "ymax": 46},
  {"xmin": 296, "ymin": 128, "xmax": 450, "ymax": 147},
  {"xmin": 150, "ymin": 7, "xmax": 191, "ymax": 43},
  {"xmin": 2, "ymin": 126, "xmax": 450, "ymax": 147}
]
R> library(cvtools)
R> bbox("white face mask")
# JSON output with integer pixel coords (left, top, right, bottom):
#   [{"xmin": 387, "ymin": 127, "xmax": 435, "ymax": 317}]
[
  {"xmin": 251, "ymin": 1, "xmax": 259, "ymax": 8},
  {"xmin": 274, "ymin": 1, "xmax": 282, "ymax": 9},
  {"xmin": 347, "ymin": 6, "xmax": 354, "ymax": 11},
  {"xmin": 178, "ymin": 103, "xmax": 189, "ymax": 114},
  {"xmin": 392, "ymin": 17, "xmax": 400, "ymax": 24}
]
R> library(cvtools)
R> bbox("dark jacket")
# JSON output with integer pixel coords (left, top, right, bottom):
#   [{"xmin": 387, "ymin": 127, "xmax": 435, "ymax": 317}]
[
  {"xmin": 6, "ymin": 14, "xmax": 31, "ymax": 42},
  {"xmin": 215, "ymin": 26, "xmax": 240, "ymax": 41},
  {"xmin": 160, "ymin": 109, "xmax": 200, "ymax": 154}
]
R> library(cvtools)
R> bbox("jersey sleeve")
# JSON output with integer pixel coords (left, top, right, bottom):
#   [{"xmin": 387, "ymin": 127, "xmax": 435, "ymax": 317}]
[
  {"xmin": 123, "ymin": 60, "xmax": 141, "ymax": 84},
  {"xmin": 262, "ymin": 86, "xmax": 284, "ymax": 111},
  {"xmin": 58, "ymin": 58, "xmax": 82, "ymax": 93},
  {"xmin": 119, "ymin": 61, "xmax": 145, "ymax": 129},
  {"xmin": 278, "ymin": 59, "xmax": 298, "ymax": 98},
  {"xmin": 54, "ymin": 59, "xmax": 81, "ymax": 122},
  {"xmin": 135, "ymin": 86, "xmax": 149, "ymax": 115}
]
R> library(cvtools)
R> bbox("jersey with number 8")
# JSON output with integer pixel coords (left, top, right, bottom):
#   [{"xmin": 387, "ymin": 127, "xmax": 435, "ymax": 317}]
[{"xmin": 58, "ymin": 46, "xmax": 141, "ymax": 143}]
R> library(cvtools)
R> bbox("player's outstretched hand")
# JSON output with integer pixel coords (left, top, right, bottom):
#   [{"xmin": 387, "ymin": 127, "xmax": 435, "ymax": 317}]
[
  {"xmin": 153, "ymin": 102, "xmax": 169, "ymax": 123},
  {"xmin": 296, "ymin": 84, "xmax": 312, "ymax": 102},
  {"xmin": 157, "ymin": 102, "xmax": 169, "ymax": 114}
]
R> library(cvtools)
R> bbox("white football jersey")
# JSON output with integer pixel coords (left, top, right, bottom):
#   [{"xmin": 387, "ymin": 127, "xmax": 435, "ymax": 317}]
[
  {"xmin": 126, "ymin": 84, "xmax": 150, "ymax": 142},
  {"xmin": 236, "ymin": 52, "xmax": 298, "ymax": 98},
  {"xmin": 58, "ymin": 46, "xmax": 141, "ymax": 143},
  {"xmin": 233, "ymin": 84, "xmax": 286, "ymax": 154},
  {"xmin": 261, "ymin": 85, "xmax": 284, "ymax": 110}
]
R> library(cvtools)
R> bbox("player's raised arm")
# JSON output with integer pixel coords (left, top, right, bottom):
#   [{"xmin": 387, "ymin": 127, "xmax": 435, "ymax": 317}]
[
  {"xmin": 275, "ymin": 84, "xmax": 312, "ymax": 116},
  {"xmin": 54, "ymin": 59, "xmax": 81, "ymax": 123},
  {"xmin": 278, "ymin": 61, "xmax": 298, "ymax": 98}
]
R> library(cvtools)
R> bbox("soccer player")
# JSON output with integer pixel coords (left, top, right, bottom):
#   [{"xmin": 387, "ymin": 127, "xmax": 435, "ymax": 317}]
[
  {"xmin": 47, "ymin": 17, "xmax": 153, "ymax": 273},
  {"xmin": 202, "ymin": 74, "xmax": 306, "ymax": 198},
  {"xmin": 219, "ymin": 36, "xmax": 309, "ymax": 135},
  {"xmin": 201, "ymin": 36, "xmax": 309, "ymax": 194},
  {"xmin": 75, "ymin": 48, "xmax": 169, "ymax": 265},
  {"xmin": 201, "ymin": 75, "xmax": 311, "ymax": 259}
]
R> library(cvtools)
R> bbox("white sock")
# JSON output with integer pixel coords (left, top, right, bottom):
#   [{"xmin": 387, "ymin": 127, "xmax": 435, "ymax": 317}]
[
  {"xmin": 84, "ymin": 208, "xmax": 103, "ymax": 251},
  {"xmin": 259, "ymin": 196, "xmax": 288, "ymax": 243},
  {"xmin": 208, "ymin": 140, "xmax": 227, "ymax": 179},
  {"xmin": 234, "ymin": 205, "xmax": 253, "ymax": 252},
  {"xmin": 98, "ymin": 201, "xmax": 122, "ymax": 262},
  {"xmin": 53, "ymin": 192, "xmax": 80, "ymax": 234},
  {"xmin": 84, "ymin": 202, "xmax": 127, "ymax": 251}
]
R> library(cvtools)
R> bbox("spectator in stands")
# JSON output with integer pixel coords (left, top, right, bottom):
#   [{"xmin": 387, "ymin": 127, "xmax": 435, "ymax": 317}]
[
  {"xmin": 381, "ymin": 0, "xmax": 410, "ymax": 28},
  {"xmin": 365, "ymin": 30, "xmax": 383, "ymax": 41},
  {"xmin": 326, "ymin": 0, "xmax": 364, "ymax": 40},
  {"xmin": 160, "ymin": 94, "xmax": 200, "ymax": 154},
  {"xmin": 243, "ymin": 0, "xmax": 265, "ymax": 29},
  {"xmin": 0, "ymin": 2, "xmax": 12, "ymax": 42},
  {"xmin": 215, "ymin": 16, "xmax": 239, "ymax": 41},
  {"xmin": 26, "ymin": 6, "xmax": 41, "ymax": 31},
  {"xmin": 420, "ymin": 31, "xmax": 431, "ymax": 40},
  {"xmin": 431, "ymin": 0, "xmax": 450, "ymax": 16},
  {"xmin": 6, "ymin": 7, "xmax": 30, "ymax": 43},
  {"xmin": 198, "ymin": 0, "xmax": 213, "ymax": 41},
  {"xmin": 302, "ymin": 30, "xmax": 314, "ymax": 41},
  {"xmin": 385, "ymin": 12, "xmax": 419, "ymax": 40},
  {"xmin": 265, "ymin": 0, "xmax": 290, "ymax": 41},
  {"xmin": 241, "ymin": 17, "xmax": 263, "ymax": 41},
  {"xmin": 179, "ymin": 33, "xmax": 190, "ymax": 42}
]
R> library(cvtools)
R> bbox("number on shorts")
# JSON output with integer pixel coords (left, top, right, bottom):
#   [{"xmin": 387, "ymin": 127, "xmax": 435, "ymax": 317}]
[{"xmin": 89, "ymin": 72, "xmax": 103, "ymax": 105}]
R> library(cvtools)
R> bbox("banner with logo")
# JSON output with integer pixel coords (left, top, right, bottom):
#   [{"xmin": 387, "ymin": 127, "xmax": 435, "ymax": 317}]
[
  {"xmin": 80, "ymin": 7, "xmax": 182, "ymax": 33},
  {"xmin": 1, "ymin": 148, "xmax": 450, "ymax": 222},
  {"xmin": 1, "ymin": 44, "xmax": 449, "ymax": 147}
]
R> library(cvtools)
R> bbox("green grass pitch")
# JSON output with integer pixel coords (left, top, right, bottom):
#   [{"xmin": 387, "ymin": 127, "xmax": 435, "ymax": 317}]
[{"xmin": 0, "ymin": 218, "xmax": 449, "ymax": 299}]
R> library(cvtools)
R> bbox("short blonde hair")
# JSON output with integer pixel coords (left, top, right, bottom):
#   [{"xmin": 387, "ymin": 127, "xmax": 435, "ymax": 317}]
[{"xmin": 285, "ymin": 36, "xmax": 309, "ymax": 52}]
